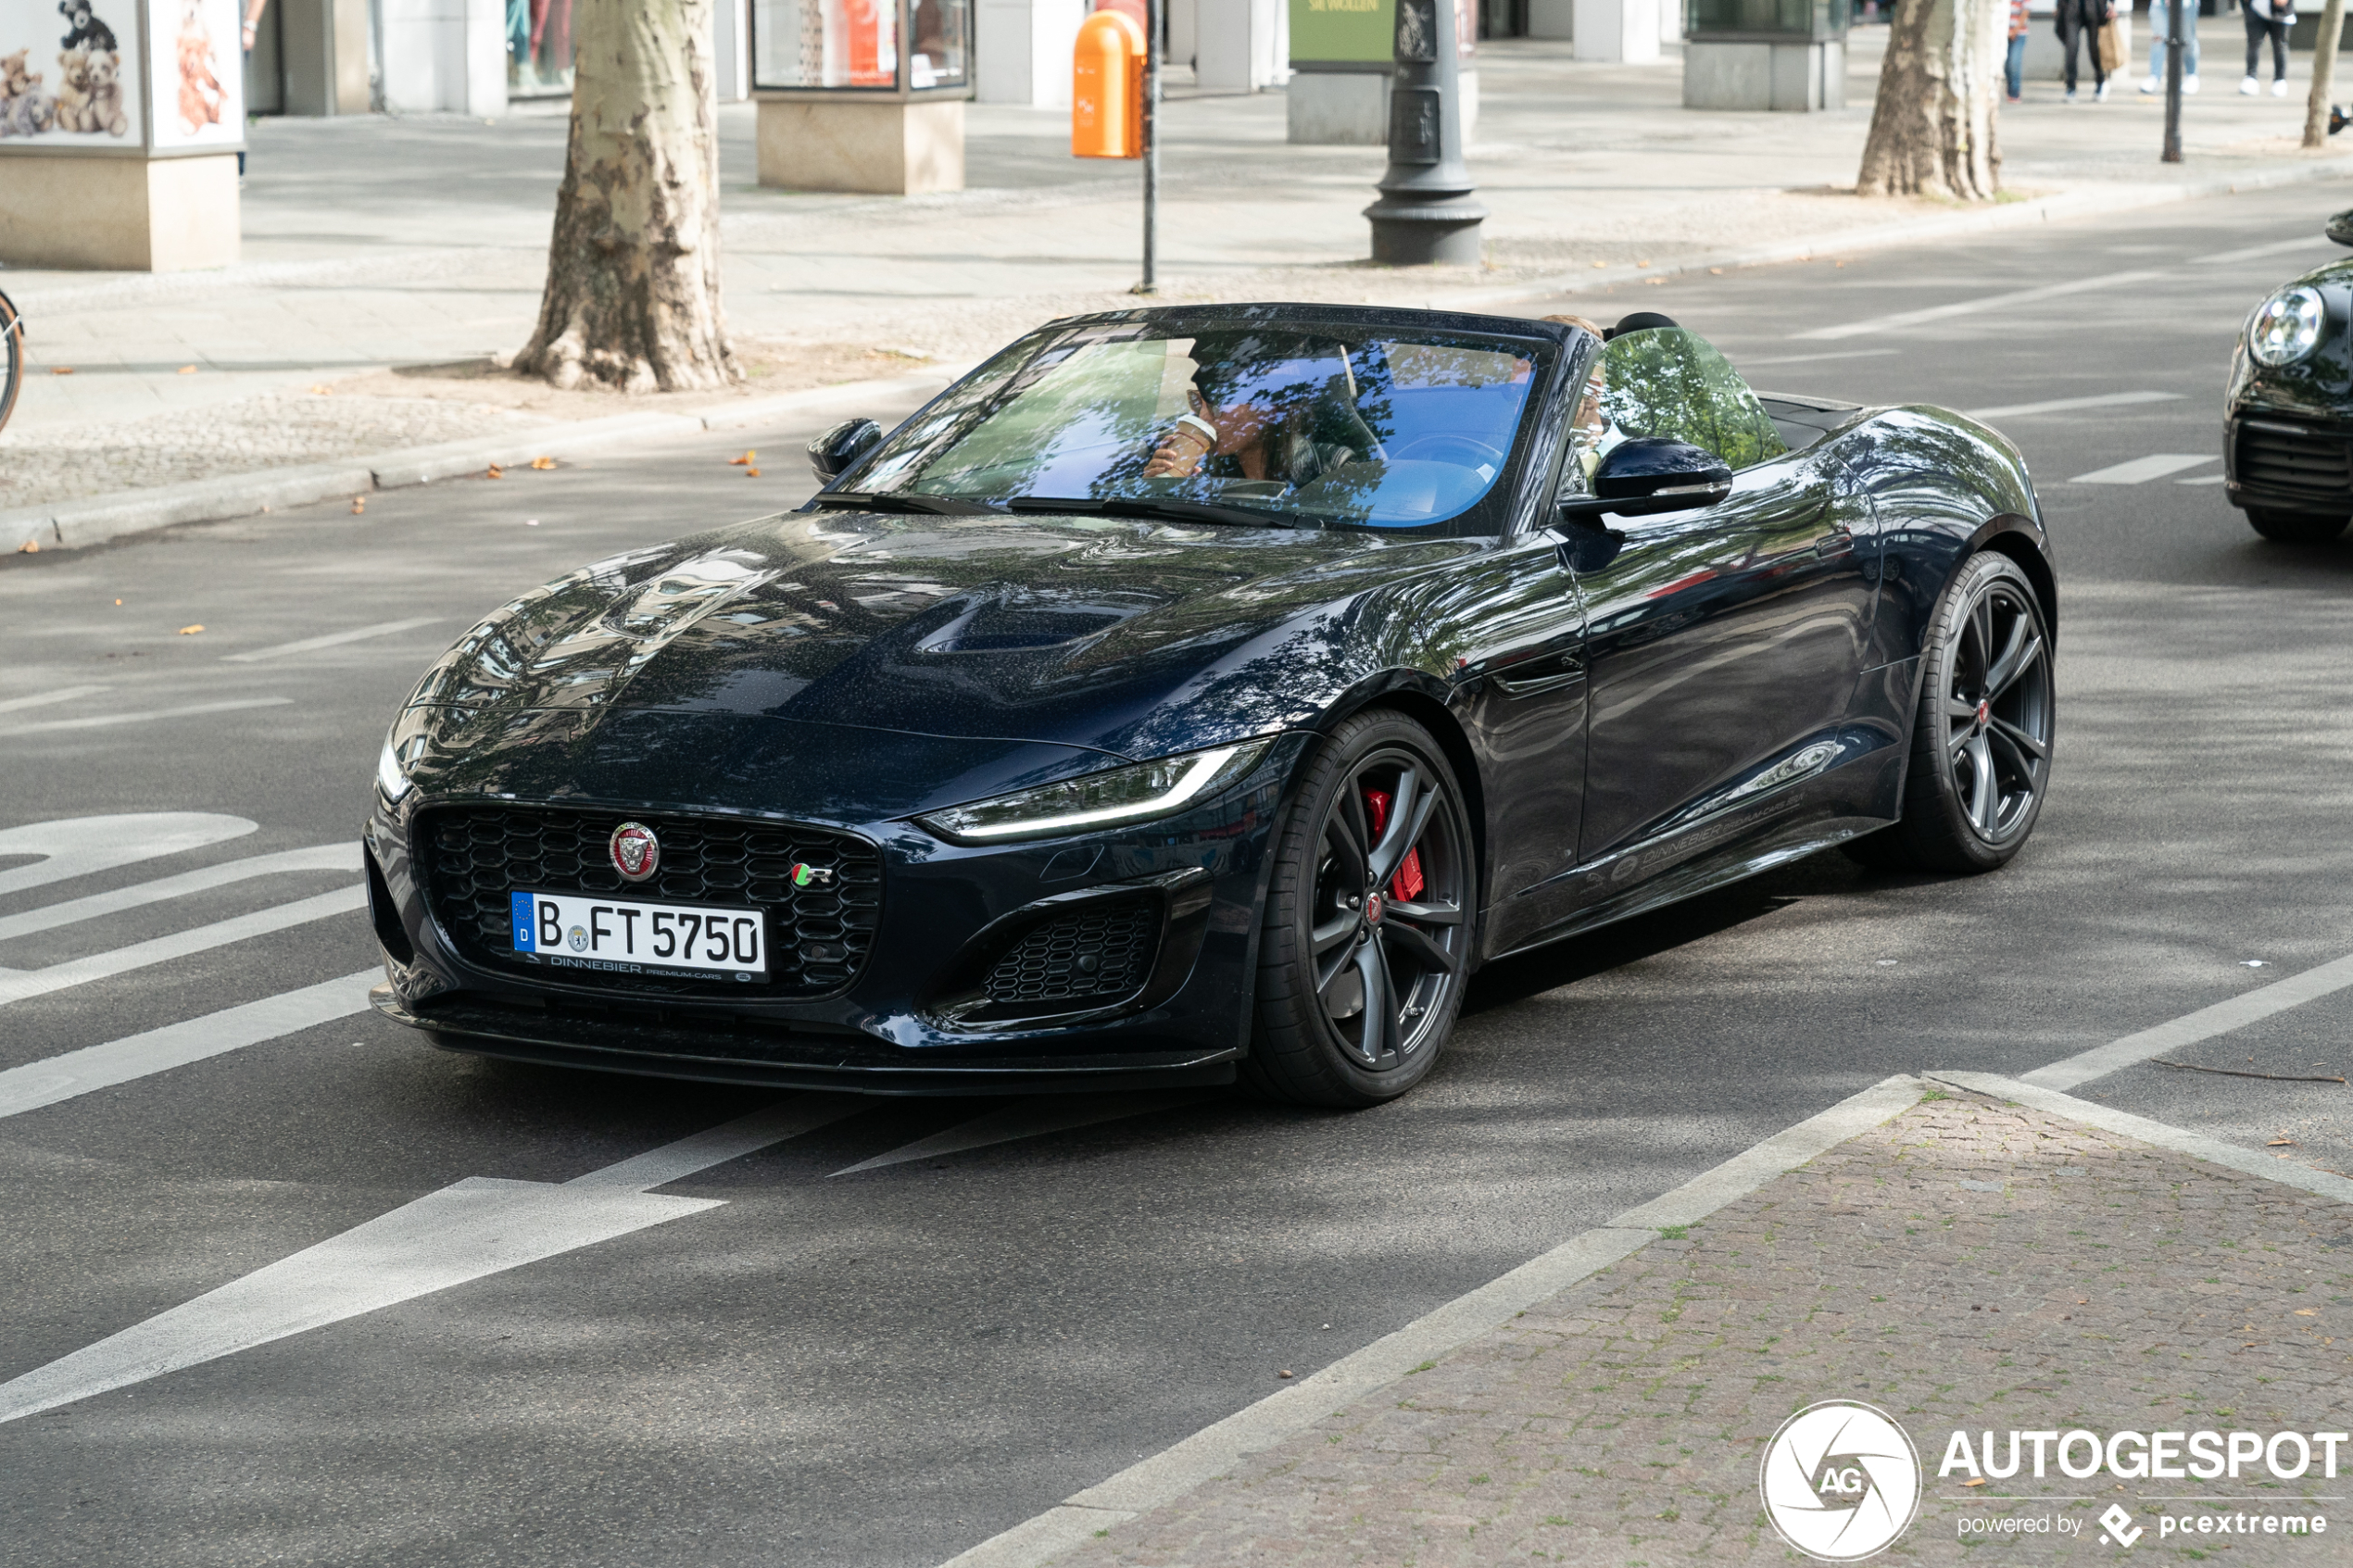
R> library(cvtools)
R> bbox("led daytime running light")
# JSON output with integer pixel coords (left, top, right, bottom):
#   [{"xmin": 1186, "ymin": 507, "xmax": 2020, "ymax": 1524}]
[
  {"xmin": 377, "ymin": 740, "xmax": 413, "ymax": 802},
  {"xmin": 919, "ymin": 741, "xmax": 1270, "ymax": 843}
]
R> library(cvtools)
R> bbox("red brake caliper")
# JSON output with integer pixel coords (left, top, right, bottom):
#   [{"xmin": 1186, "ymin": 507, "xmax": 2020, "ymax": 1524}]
[{"xmin": 1361, "ymin": 788, "xmax": 1426, "ymax": 903}]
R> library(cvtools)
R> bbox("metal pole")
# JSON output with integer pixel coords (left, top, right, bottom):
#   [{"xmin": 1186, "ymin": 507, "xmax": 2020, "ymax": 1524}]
[
  {"xmin": 2162, "ymin": 0, "xmax": 2184, "ymax": 163},
  {"xmin": 1136, "ymin": 0, "xmax": 1161, "ymax": 295},
  {"xmin": 1365, "ymin": 0, "xmax": 1486, "ymax": 266}
]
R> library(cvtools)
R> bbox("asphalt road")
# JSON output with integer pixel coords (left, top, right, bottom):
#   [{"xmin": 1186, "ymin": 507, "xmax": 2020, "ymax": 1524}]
[{"xmin": 6, "ymin": 177, "xmax": 2353, "ymax": 1567}]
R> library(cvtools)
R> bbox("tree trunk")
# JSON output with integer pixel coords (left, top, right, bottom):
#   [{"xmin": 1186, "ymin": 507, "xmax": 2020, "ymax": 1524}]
[
  {"xmin": 517, "ymin": 0, "xmax": 737, "ymax": 393},
  {"xmin": 1856, "ymin": 0, "xmax": 2005, "ymax": 200},
  {"xmin": 2305, "ymin": 0, "xmax": 2345, "ymax": 148}
]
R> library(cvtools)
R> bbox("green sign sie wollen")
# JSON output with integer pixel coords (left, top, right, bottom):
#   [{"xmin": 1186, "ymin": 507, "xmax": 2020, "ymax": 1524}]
[{"xmin": 1290, "ymin": 0, "xmax": 1396, "ymax": 64}]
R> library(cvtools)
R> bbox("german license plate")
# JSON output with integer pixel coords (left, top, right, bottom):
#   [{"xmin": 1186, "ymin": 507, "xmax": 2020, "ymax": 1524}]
[{"xmin": 508, "ymin": 889, "xmax": 767, "ymax": 981}]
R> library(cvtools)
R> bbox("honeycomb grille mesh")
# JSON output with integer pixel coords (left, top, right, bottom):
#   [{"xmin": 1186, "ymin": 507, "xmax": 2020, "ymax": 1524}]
[
  {"xmin": 983, "ymin": 902, "xmax": 1156, "ymax": 1010},
  {"xmin": 418, "ymin": 805, "xmax": 880, "ymax": 997}
]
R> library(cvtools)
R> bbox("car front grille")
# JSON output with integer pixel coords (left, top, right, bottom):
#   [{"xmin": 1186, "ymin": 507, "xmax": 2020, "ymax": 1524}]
[
  {"xmin": 2237, "ymin": 420, "xmax": 2353, "ymax": 503},
  {"xmin": 983, "ymin": 901, "xmax": 1158, "ymax": 1010},
  {"xmin": 418, "ymin": 804, "xmax": 881, "ymax": 998}
]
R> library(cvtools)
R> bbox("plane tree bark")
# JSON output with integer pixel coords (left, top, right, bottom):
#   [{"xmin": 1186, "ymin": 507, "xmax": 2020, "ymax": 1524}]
[
  {"xmin": 1856, "ymin": 0, "xmax": 2005, "ymax": 201},
  {"xmin": 516, "ymin": 0, "xmax": 738, "ymax": 393},
  {"xmin": 2304, "ymin": 0, "xmax": 2346, "ymax": 148}
]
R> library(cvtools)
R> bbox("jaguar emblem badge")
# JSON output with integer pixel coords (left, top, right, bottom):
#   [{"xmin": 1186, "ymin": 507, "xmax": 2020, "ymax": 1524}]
[{"xmin": 609, "ymin": 822, "xmax": 661, "ymax": 883}]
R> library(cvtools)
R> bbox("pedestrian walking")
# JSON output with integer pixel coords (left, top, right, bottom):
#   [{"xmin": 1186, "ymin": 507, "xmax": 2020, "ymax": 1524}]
[
  {"xmin": 2141, "ymin": 0, "xmax": 2202, "ymax": 94},
  {"xmin": 2243, "ymin": 0, "xmax": 2294, "ymax": 94},
  {"xmin": 2057, "ymin": 0, "xmax": 2117, "ymax": 100},
  {"xmin": 2007, "ymin": 0, "xmax": 2032, "ymax": 101}
]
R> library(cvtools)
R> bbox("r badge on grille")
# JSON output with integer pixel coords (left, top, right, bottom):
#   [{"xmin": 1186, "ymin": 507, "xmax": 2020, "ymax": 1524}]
[{"xmin": 610, "ymin": 822, "xmax": 661, "ymax": 883}]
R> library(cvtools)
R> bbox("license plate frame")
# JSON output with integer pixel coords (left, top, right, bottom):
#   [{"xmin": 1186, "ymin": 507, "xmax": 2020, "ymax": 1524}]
[{"xmin": 507, "ymin": 888, "xmax": 768, "ymax": 982}]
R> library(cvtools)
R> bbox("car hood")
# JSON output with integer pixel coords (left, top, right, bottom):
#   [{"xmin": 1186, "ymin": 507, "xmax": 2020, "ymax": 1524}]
[{"xmin": 405, "ymin": 507, "xmax": 1478, "ymax": 759}]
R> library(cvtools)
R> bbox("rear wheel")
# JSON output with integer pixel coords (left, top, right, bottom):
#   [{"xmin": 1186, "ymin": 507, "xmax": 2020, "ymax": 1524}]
[
  {"xmin": 1851, "ymin": 552, "xmax": 2054, "ymax": 874},
  {"xmin": 0, "ymin": 290, "xmax": 20, "ymax": 437},
  {"xmin": 1244, "ymin": 710, "xmax": 1474, "ymax": 1108},
  {"xmin": 2245, "ymin": 508, "xmax": 2348, "ymax": 544}
]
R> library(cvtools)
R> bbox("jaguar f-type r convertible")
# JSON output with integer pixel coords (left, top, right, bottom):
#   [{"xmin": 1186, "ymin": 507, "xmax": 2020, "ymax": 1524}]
[{"xmin": 365, "ymin": 304, "xmax": 2056, "ymax": 1106}]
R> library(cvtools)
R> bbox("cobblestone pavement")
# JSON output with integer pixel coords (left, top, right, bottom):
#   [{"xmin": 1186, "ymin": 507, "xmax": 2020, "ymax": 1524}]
[{"xmin": 1051, "ymin": 1087, "xmax": 2353, "ymax": 1566}]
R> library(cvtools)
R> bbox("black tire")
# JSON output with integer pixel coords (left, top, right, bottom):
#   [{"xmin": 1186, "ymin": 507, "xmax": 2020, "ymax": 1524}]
[
  {"xmin": 1242, "ymin": 709, "xmax": 1475, "ymax": 1108},
  {"xmin": 0, "ymin": 290, "xmax": 20, "ymax": 438},
  {"xmin": 2245, "ymin": 508, "xmax": 2348, "ymax": 544},
  {"xmin": 1850, "ymin": 552, "xmax": 2055, "ymax": 875}
]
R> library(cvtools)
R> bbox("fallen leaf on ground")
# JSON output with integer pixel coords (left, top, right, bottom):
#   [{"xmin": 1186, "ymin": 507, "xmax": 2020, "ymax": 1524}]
[
  {"xmin": 1277, "ymin": 1370, "xmax": 1292, "ymax": 1379},
  {"xmin": 1591, "ymin": 260, "xmax": 1606, "ymax": 269},
  {"xmin": 1636, "ymin": 258, "xmax": 1652, "ymax": 266},
  {"xmin": 350, "ymin": 498, "xmax": 366, "ymax": 514},
  {"xmin": 2270, "ymin": 1138, "xmax": 2296, "ymax": 1147},
  {"xmin": 530, "ymin": 456, "xmax": 556, "ymax": 470},
  {"xmin": 177, "ymin": 624, "xmax": 204, "ymax": 635},
  {"xmin": 113, "ymin": 598, "xmax": 121, "ymax": 605},
  {"xmin": 1645, "ymin": 277, "xmax": 1665, "ymax": 286},
  {"xmin": 486, "ymin": 464, "xmax": 504, "ymax": 479},
  {"xmin": 309, "ymin": 384, "xmax": 332, "ymax": 395},
  {"xmin": 16, "ymin": 541, "xmax": 37, "ymax": 553},
  {"xmin": 1963, "ymin": 1478, "xmax": 1986, "ymax": 1487},
  {"xmin": 2296, "ymin": 1308, "xmax": 2319, "ymax": 1316},
  {"xmin": 746, "ymin": 467, "xmax": 761, "ymax": 478},
  {"xmin": 730, "ymin": 451, "xmax": 756, "ymax": 466},
  {"xmin": 177, "ymin": 365, "xmax": 197, "ymax": 374}
]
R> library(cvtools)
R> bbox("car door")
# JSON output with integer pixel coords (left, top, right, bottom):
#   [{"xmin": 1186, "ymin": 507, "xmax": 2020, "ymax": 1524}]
[{"xmin": 1568, "ymin": 331, "xmax": 1880, "ymax": 875}]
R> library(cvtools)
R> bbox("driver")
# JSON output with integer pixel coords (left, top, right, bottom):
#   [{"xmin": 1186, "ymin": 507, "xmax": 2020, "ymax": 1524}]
[{"xmin": 1140, "ymin": 333, "xmax": 1365, "ymax": 486}]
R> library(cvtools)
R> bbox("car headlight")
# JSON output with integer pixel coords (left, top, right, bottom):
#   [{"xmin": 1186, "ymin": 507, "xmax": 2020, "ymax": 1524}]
[
  {"xmin": 376, "ymin": 739, "xmax": 414, "ymax": 802},
  {"xmin": 2249, "ymin": 286, "xmax": 2327, "ymax": 367},
  {"xmin": 916, "ymin": 739, "xmax": 1274, "ymax": 844}
]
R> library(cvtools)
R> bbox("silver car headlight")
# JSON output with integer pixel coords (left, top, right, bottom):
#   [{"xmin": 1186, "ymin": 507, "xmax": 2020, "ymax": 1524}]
[
  {"xmin": 2249, "ymin": 286, "xmax": 2327, "ymax": 367},
  {"xmin": 916, "ymin": 739, "xmax": 1274, "ymax": 845},
  {"xmin": 376, "ymin": 738, "xmax": 415, "ymax": 802}
]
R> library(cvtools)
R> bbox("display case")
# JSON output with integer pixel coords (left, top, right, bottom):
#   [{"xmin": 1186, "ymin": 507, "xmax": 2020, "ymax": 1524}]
[
  {"xmin": 0, "ymin": 0, "xmax": 244, "ymax": 269},
  {"xmin": 1682, "ymin": 0, "xmax": 1845, "ymax": 109},
  {"xmin": 751, "ymin": 0, "xmax": 972, "ymax": 194}
]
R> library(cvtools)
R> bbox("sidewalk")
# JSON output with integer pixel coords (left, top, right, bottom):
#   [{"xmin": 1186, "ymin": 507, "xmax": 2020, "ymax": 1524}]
[
  {"xmin": 6, "ymin": 24, "xmax": 2352, "ymax": 547},
  {"xmin": 992, "ymin": 1077, "xmax": 2353, "ymax": 1566}
]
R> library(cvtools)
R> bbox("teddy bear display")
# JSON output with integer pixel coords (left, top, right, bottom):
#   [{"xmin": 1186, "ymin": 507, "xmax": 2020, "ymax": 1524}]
[
  {"xmin": 0, "ymin": 48, "xmax": 59, "ymax": 137},
  {"xmin": 58, "ymin": 0, "xmax": 119, "ymax": 55},
  {"xmin": 83, "ymin": 44, "xmax": 127, "ymax": 135},
  {"xmin": 175, "ymin": 3, "xmax": 223, "ymax": 135}
]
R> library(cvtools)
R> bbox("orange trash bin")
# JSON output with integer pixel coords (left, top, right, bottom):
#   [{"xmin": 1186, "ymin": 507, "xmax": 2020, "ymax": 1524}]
[{"xmin": 1072, "ymin": 8, "xmax": 1145, "ymax": 159}]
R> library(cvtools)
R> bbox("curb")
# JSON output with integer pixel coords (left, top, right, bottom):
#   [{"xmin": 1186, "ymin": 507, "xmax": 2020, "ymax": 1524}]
[
  {"xmin": 3, "ymin": 364, "xmax": 966, "ymax": 556},
  {"xmin": 935, "ymin": 1073, "xmax": 1931, "ymax": 1568}
]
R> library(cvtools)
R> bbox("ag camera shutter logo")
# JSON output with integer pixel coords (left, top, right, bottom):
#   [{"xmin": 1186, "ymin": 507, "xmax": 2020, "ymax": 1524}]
[{"xmin": 1760, "ymin": 1401, "xmax": 1923, "ymax": 1561}]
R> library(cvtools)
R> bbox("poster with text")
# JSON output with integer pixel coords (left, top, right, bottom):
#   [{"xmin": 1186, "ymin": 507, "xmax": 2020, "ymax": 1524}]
[
  {"xmin": 0, "ymin": 0, "xmax": 145, "ymax": 148},
  {"xmin": 146, "ymin": 0, "xmax": 239, "ymax": 147}
]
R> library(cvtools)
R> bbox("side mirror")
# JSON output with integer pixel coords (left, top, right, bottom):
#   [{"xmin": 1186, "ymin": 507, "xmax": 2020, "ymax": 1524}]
[
  {"xmin": 808, "ymin": 418, "xmax": 883, "ymax": 483},
  {"xmin": 2328, "ymin": 207, "xmax": 2353, "ymax": 246},
  {"xmin": 1555, "ymin": 436, "xmax": 1733, "ymax": 522}
]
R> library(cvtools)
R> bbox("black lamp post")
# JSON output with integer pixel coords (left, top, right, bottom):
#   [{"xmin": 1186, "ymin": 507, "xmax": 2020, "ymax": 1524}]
[{"xmin": 1364, "ymin": 0, "xmax": 1486, "ymax": 266}]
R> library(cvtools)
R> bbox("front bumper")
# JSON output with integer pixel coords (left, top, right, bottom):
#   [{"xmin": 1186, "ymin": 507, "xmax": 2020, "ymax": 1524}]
[
  {"xmin": 2224, "ymin": 404, "xmax": 2353, "ymax": 517},
  {"xmin": 363, "ymin": 735, "xmax": 1308, "ymax": 1094}
]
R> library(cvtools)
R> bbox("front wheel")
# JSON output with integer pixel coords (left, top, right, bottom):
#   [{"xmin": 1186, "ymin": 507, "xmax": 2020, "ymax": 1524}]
[
  {"xmin": 2245, "ymin": 508, "xmax": 2348, "ymax": 544},
  {"xmin": 1855, "ymin": 551, "xmax": 2055, "ymax": 874},
  {"xmin": 1244, "ymin": 710, "xmax": 1475, "ymax": 1108}
]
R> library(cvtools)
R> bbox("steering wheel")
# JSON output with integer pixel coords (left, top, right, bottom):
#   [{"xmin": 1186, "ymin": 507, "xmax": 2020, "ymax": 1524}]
[{"xmin": 1388, "ymin": 433, "xmax": 1506, "ymax": 468}]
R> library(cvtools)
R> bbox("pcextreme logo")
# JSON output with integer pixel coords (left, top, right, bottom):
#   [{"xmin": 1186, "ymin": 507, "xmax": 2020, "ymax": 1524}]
[{"xmin": 1760, "ymin": 1401, "xmax": 1924, "ymax": 1562}]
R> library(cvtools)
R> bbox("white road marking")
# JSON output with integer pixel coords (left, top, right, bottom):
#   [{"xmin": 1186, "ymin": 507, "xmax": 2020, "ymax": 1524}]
[
  {"xmin": 1962, "ymin": 391, "xmax": 2182, "ymax": 420},
  {"xmin": 0, "ymin": 696, "xmax": 294, "ymax": 736},
  {"xmin": 934, "ymin": 1075, "xmax": 1930, "ymax": 1568},
  {"xmin": 0, "ymin": 684, "xmax": 107, "ymax": 716},
  {"xmin": 0, "ymin": 1096, "xmax": 867, "ymax": 1424},
  {"xmin": 0, "ymin": 812, "xmax": 256, "ymax": 899},
  {"xmin": 1734, "ymin": 347, "xmax": 1900, "ymax": 370},
  {"xmin": 2022, "ymin": 948, "xmax": 2353, "ymax": 1091},
  {"xmin": 220, "ymin": 616, "xmax": 444, "ymax": 664},
  {"xmin": 2176, "ymin": 473, "xmax": 2229, "ymax": 485},
  {"xmin": 829, "ymin": 1091, "xmax": 1211, "ymax": 1176},
  {"xmin": 0, "ymin": 885, "xmax": 365, "ymax": 1008},
  {"xmin": 0, "ymin": 970, "xmax": 380, "ymax": 1121},
  {"xmin": 0, "ymin": 843, "xmax": 359, "ymax": 943},
  {"xmin": 2193, "ymin": 235, "xmax": 2336, "ymax": 265},
  {"xmin": 2067, "ymin": 454, "xmax": 2218, "ymax": 485},
  {"xmin": 1792, "ymin": 270, "xmax": 2163, "ymax": 341}
]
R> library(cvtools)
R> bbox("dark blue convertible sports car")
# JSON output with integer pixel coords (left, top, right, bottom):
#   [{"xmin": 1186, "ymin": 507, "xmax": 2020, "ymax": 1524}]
[{"xmin": 365, "ymin": 304, "xmax": 2056, "ymax": 1105}]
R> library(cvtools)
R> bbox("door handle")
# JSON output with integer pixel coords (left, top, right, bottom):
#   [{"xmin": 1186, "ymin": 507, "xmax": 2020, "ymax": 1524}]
[{"xmin": 1816, "ymin": 527, "xmax": 1855, "ymax": 558}]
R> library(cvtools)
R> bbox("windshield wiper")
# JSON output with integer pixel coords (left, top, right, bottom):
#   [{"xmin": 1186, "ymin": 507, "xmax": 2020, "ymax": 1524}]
[
  {"xmin": 1001, "ymin": 495, "xmax": 1301, "ymax": 530},
  {"xmin": 813, "ymin": 492, "xmax": 1003, "ymax": 517}
]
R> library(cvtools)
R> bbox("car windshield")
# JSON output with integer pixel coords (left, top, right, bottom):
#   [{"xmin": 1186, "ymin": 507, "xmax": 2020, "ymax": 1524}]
[{"xmin": 845, "ymin": 319, "xmax": 1547, "ymax": 531}]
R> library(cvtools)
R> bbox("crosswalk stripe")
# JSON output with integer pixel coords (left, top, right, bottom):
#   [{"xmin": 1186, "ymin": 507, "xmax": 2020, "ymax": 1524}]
[
  {"xmin": 829, "ymin": 1091, "xmax": 1211, "ymax": 1176},
  {"xmin": 2193, "ymin": 235, "xmax": 2335, "ymax": 265},
  {"xmin": 0, "ymin": 970, "xmax": 381, "ymax": 1121},
  {"xmin": 1962, "ymin": 391, "xmax": 2180, "ymax": 420},
  {"xmin": 0, "ymin": 1096, "xmax": 864, "ymax": 1424},
  {"xmin": 1792, "ymin": 270, "xmax": 2162, "ymax": 341},
  {"xmin": 0, "ymin": 844, "xmax": 359, "ymax": 943},
  {"xmin": 0, "ymin": 684, "xmax": 108, "ymax": 716},
  {"xmin": 0, "ymin": 813, "xmax": 256, "ymax": 899},
  {"xmin": 2068, "ymin": 454, "xmax": 2218, "ymax": 485},
  {"xmin": 0, "ymin": 696, "xmax": 294, "ymax": 737},
  {"xmin": 0, "ymin": 885, "xmax": 366, "ymax": 1008},
  {"xmin": 220, "ymin": 616, "xmax": 444, "ymax": 664}
]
